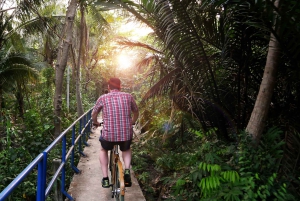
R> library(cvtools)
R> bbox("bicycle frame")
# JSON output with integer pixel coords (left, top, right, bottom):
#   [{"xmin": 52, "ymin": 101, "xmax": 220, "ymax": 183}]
[{"xmin": 110, "ymin": 145, "xmax": 125, "ymax": 200}]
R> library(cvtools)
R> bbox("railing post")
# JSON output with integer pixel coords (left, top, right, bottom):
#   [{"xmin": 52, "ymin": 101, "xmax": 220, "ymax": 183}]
[
  {"xmin": 87, "ymin": 111, "xmax": 91, "ymax": 137},
  {"xmin": 71, "ymin": 125, "xmax": 80, "ymax": 173},
  {"xmin": 36, "ymin": 152, "xmax": 47, "ymax": 201},
  {"xmin": 82, "ymin": 117, "xmax": 89, "ymax": 146},
  {"xmin": 52, "ymin": 159, "xmax": 63, "ymax": 201},
  {"xmin": 78, "ymin": 119, "xmax": 85, "ymax": 156},
  {"xmin": 61, "ymin": 135, "xmax": 74, "ymax": 200}
]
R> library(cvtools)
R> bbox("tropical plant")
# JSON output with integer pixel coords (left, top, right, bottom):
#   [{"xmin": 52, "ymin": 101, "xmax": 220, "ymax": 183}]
[
  {"xmin": 0, "ymin": 51, "xmax": 39, "ymax": 119},
  {"xmin": 122, "ymin": 2, "xmax": 300, "ymax": 198},
  {"xmin": 132, "ymin": 126, "xmax": 299, "ymax": 200},
  {"xmin": 0, "ymin": 0, "xmax": 66, "ymax": 120}
]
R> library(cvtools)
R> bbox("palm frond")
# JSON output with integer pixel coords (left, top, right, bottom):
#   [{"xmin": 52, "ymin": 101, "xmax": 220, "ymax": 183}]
[
  {"xmin": 0, "ymin": 53, "xmax": 39, "ymax": 86},
  {"xmin": 90, "ymin": 0, "xmax": 122, "ymax": 11},
  {"xmin": 135, "ymin": 53, "xmax": 161, "ymax": 70},
  {"xmin": 118, "ymin": 0, "xmax": 155, "ymax": 30},
  {"xmin": 154, "ymin": 1, "xmax": 219, "ymax": 99},
  {"xmin": 115, "ymin": 37, "xmax": 163, "ymax": 54},
  {"xmin": 87, "ymin": 3, "xmax": 110, "ymax": 27},
  {"xmin": 141, "ymin": 68, "xmax": 180, "ymax": 104},
  {"xmin": 12, "ymin": 0, "xmax": 45, "ymax": 23},
  {"xmin": 137, "ymin": 0, "xmax": 155, "ymax": 14}
]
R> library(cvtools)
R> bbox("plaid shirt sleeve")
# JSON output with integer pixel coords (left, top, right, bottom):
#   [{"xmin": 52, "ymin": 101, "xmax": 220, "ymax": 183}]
[{"xmin": 92, "ymin": 95, "xmax": 104, "ymax": 114}]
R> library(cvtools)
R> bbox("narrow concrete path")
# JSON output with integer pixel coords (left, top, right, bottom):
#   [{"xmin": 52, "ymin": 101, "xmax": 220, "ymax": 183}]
[{"xmin": 66, "ymin": 123, "xmax": 146, "ymax": 201}]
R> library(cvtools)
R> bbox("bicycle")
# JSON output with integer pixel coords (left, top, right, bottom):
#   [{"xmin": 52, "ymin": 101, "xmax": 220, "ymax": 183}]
[{"xmin": 109, "ymin": 145, "xmax": 125, "ymax": 201}]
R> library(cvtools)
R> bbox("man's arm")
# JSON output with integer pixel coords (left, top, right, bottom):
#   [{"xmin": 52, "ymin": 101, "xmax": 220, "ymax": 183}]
[
  {"xmin": 92, "ymin": 109, "xmax": 100, "ymax": 127},
  {"xmin": 131, "ymin": 110, "xmax": 139, "ymax": 125},
  {"xmin": 130, "ymin": 95, "xmax": 139, "ymax": 125}
]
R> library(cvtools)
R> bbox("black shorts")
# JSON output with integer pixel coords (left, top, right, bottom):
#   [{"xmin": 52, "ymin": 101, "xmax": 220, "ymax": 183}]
[{"xmin": 99, "ymin": 135, "xmax": 132, "ymax": 151}]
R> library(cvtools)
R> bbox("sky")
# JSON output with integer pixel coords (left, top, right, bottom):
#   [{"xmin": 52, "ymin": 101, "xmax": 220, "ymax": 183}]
[{"xmin": 118, "ymin": 21, "xmax": 153, "ymax": 40}]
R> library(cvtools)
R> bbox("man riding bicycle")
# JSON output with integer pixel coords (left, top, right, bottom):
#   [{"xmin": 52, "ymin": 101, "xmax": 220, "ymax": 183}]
[{"xmin": 92, "ymin": 77, "xmax": 139, "ymax": 188}]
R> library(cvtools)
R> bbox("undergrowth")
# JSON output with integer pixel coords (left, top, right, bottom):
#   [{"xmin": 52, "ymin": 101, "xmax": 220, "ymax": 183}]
[
  {"xmin": 0, "ymin": 108, "xmax": 81, "ymax": 200},
  {"xmin": 132, "ymin": 127, "xmax": 300, "ymax": 201}
]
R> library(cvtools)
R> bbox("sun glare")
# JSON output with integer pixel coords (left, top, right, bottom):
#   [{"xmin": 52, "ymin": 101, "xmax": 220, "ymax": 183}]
[
  {"xmin": 115, "ymin": 21, "xmax": 153, "ymax": 71},
  {"xmin": 118, "ymin": 22, "xmax": 153, "ymax": 40},
  {"xmin": 117, "ymin": 53, "xmax": 132, "ymax": 70}
]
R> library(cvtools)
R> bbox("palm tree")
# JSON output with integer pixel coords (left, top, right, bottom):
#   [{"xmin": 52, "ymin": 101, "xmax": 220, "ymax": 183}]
[
  {"xmin": 0, "ymin": 0, "xmax": 49, "ymax": 119},
  {"xmin": 0, "ymin": 51, "xmax": 39, "ymax": 119},
  {"xmin": 71, "ymin": 0, "xmax": 111, "ymax": 117},
  {"xmin": 121, "ymin": 0, "xmax": 232, "ymax": 138},
  {"xmin": 246, "ymin": 0, "xmax": 281, "ymax": 144},
  {"xmin": 54, "ymin": 0, "xmax": 125, "ymax": 135},
  {"xmin": 121, "ymin": 0, "xmax": 300, "ymax": 146},
  {"xmin": 74, "ymin": 1, "xmax": 86, "ymax": 117},
  {"xmin": 53, "ymin": 0, "xmax": 78, "ymax": 136},
  {"xmin": 124, "ymin": 0, "xmax": 300, "ymax": 195}
]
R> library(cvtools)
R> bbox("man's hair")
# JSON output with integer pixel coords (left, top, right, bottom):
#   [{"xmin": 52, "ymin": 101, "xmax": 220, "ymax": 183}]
[{"xmin": 108, "ymin": 77, "xmax": 121, "ymax": 90}]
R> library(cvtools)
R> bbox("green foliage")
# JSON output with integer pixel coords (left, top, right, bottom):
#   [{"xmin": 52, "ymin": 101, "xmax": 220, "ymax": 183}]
[
  {"xmin": 22, "ymin": 109, "xmax": 54, "ymax": 157},
  {"xmin": 137, "ymin": 172, "xmax": 150, "ymax": 184},
  {"xmin": 131, "ymin": 144, "xmax": 161, "ymax": 199},
  {"xmin": 132, "ymin": 150, "xmax": 149, "ymax": 173},
  {"xmin": 0, "ymin": 147, "xmax": 37, "ymax": 200},
  {"xmin": 134, "ymin": 124, "xmax": 299, "ymax": 201},
  {"xmin": 0, "ymin": 120, "xmax": 36, "ymax": 200},
  {"xmin": 169, "ymin": 127, "xmax": 297, "ymax": 201}
]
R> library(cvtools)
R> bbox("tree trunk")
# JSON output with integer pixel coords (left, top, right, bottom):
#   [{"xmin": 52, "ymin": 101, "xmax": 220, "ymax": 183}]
[
  {"xmin": 75, "ymin": 4, "xmax": 85, "ymax": 117},
  {"xmin": 16, "ymin": 91, "xmax": 24, "ymax": 119},
  {"xmin": 246, "ymin": 0, "xmax": 281, "ymax": 144},
  {"xmin": 0, "ymin": 86, "xmax": 3, "ymax": 120},
  {"xmin": 54, "ymin": 0, "xmax": 78, "ymax": 137}
]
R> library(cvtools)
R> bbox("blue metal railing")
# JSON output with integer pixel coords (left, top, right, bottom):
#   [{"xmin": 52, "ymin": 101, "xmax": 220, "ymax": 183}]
[{"xmin": 0, "ymin": 107, "xmax": 93, "ymax": 201}]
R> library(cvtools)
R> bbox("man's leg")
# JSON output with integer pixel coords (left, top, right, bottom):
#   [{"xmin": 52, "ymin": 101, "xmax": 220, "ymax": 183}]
[
  {"xmin": 99, "ymin": 147, "xmax": 109, "ymax": 177},
  {"xmin": 122, "ymin": 148, "xmax": 132, "ymax": 169},
  {"xmin": 99, "ymin": 137, "xmax": 115, "ymax": 188},
  {"xmin": 122, "ymin": 148, "xmax": 132, "ymax": 187},
  {"xmin": 99, "ymin": 146, "xmax": 110, "ymax": 188}
]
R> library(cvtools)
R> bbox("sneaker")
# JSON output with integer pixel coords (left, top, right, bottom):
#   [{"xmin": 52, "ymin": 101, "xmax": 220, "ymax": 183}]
[
  {"xmin": 124, "ymin": 169, "xmax": 132, "ymax": 187},
  {"xmin": 102, "ymin": 177, "xmax": 110, "ymax": 188}
]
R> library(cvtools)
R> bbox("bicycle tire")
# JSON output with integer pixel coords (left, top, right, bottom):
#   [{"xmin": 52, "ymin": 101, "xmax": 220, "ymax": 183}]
[
  {"xmin": 115, "ymin": 163, "xmax": 125, "ymax": 201},
  {"xmin": 110, "ymin": 150, "xmax": 116, "ymax": 198},
  {"xmin": 111, "ymin": 163, "xmax": 117, "ymax": 199},
  {"xmin": 109, "ymin": 149, "xmax": 113, "ymax": 172}
]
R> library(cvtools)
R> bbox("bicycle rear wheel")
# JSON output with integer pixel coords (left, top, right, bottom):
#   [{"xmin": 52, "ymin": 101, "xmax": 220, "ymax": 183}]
[{"xmin": 114, "ymin": 164, "xmax": 125, "ymax": 201}]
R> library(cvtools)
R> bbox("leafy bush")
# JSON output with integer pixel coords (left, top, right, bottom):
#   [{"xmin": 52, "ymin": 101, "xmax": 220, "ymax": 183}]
[
  {"xmin": 0, "ymin": 120, "xmax": 36, "ymax": 200},
  {"xmin": 169, "ymin": 127, "xmax": 298, "ymax": 200},
  {"xmin": 22, "ymin": 109, "xmax": 54, "ymax": 157},
  {"xmin": 133, "ymin": 126, "xmax": 299, "ymax": 201}
]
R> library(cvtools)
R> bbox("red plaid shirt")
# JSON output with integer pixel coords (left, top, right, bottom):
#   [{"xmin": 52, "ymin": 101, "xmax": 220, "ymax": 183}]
[{"xmin": 93, "ymin": 89, "xmax": 138, "ymax": 141}]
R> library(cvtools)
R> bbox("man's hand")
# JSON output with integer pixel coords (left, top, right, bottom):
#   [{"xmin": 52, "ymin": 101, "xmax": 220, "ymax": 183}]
[{"xmin": 93, "ymin": 122, "xmax": 100, "ymax": 127}]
